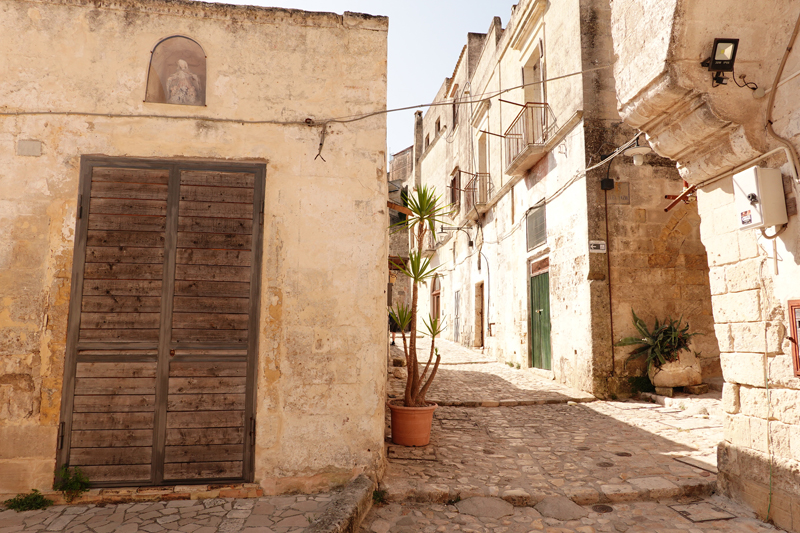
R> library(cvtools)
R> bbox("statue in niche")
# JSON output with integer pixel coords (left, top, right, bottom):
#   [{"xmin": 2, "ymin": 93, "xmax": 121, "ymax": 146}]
[{"xmin": 166, "ymin": 59, "xmax": 201, "ymax": 105}]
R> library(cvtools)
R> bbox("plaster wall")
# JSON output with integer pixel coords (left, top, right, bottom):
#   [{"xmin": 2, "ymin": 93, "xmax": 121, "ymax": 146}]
[
  {"xmin": 611, "ymin": 0, "xmax": 800, "ymax": 529},
  {"xmin": 0, "ymin": 0, "xmax": 387, "ymax": 495},
  {"xmin": 414, "ymin": 0, "xmax": 717, "ymax": 397}
]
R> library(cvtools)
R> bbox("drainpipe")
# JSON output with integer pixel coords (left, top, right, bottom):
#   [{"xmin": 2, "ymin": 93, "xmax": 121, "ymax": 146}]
[{"xmin": 604, "ymin": 188, "xmax": 615, "ymax": 378}]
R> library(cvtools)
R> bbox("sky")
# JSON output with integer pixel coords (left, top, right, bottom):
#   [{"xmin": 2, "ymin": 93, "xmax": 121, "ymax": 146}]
[{"xmin": 199, "ymin": 0, "xmax": 518, "ymax": 156}]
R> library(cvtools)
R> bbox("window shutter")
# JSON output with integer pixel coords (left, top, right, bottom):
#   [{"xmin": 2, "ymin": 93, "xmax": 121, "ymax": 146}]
[{"xmin": 526, "ymin": 204, "xmax": 546, "ymax": 251}]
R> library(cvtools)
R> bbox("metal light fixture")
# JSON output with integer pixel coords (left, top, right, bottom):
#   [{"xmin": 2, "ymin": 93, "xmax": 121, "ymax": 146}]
[
  {"xmin": 701, "ymin": 38, "xmax": 739, "ymax": 86},
  {"xmin": 440, "ymin": 225, "xmax": 473, "ymax": 247},
  {"xmin": 622, "ymin": 137, "xmax": 652, "ymax": 166}
]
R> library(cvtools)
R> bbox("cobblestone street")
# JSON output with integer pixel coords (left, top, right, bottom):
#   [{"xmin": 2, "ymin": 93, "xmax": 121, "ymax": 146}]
[
  {"xmin": 0, "ymin": 339, "xmax": 783, "ymax": 533},
  {"xmin": 369, "ymin": 339, "xmax": 783, "ymax": 533}
]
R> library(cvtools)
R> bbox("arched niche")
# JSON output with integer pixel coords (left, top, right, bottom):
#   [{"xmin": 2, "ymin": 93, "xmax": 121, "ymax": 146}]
[{"xmin": 145, "ymin": 36, "xmax": 206, "ymax": 106}]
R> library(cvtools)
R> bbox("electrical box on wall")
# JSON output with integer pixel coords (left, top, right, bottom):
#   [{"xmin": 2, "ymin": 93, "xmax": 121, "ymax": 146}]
[{"xmin": 732, "ymin": 167, "xmax": 788, "ymax": 230}]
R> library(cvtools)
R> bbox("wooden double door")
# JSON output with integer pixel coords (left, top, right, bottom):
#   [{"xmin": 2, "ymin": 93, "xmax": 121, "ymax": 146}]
[{"xmin": 57, "ymin": 157, "xmax": 265, "ymax": 486}]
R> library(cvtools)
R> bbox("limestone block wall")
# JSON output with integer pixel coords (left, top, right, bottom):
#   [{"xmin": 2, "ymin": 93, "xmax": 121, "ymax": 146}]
[
  {"xmin": 605, "ymin": 164, "xmax": 719, "ymax": 381},
  {"xmin": 0, "ymin": 0, "xmax": 387, "ymax": 495},
  {"xmin": 701, "ymin": 177, "xmax": 800, "ymax": 529},
  {"xmin": 610, "ymin": 0, "xmax": 800, "ymax": 528}
]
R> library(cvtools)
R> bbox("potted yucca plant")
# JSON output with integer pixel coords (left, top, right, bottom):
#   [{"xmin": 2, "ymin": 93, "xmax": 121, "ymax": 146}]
[{"xmin": 388, "ymin": 186, "xmax": 450, "ymax": 446}]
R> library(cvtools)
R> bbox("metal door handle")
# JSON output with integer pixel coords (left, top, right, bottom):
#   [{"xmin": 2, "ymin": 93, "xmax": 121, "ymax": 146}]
[{"xmin": 535, "ymin": 309, "xmax": 542, "ymax": 314}]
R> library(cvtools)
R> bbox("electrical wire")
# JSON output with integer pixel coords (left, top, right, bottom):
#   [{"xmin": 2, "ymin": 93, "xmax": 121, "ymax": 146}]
[
  {"xmin": 760, "ymin": 224, "xmax": 788, "ymax": 240},
  {"xmin": 757, "ymin": 256, "xmax": 776, "ymax": 524},
  {"xmin": 765, "ymin": 9, "xmax": 800, "ymax": 188},
  {"xmin": 1, "ymin": 64, "xmax": 612, "ymax": 161},
  {"xmin": 731, "ymin": 67, "xmax": 759, "ymax": 91},
  {"xmin": 478, "ymin": 132, "xmax": 643, "ymax": 246}
]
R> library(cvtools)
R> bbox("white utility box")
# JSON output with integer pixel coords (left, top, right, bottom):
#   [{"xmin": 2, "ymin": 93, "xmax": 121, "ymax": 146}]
[{"xmin": 732, "ymin": 167, "xmax": 788, "ymax": 230}]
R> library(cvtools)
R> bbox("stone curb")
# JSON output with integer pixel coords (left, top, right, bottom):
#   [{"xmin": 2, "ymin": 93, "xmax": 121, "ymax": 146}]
[
  {"xmin": 0, "ymin": 483, "xmax": 264, "ymax": 506},
  {"xmin": 306, "ymin": 475, "xmax": 374, "ymax": 533},
  {"xmin": 429, "ymin": 397, "xmax": 596, "ymax": 407},
  {"xmin": 382, "ymin": 477, "xmax": 715, "ymax": 508}
]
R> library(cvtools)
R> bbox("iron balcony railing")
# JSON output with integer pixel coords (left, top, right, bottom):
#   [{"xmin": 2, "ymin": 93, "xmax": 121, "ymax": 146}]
[
  {"xmin": 504, "ymin": 102, "xmax": 556, "ymax": 173},
  {"xmin": 463, "ymin": 176, "xmax": 476, "ymax": 213},
  {"xmin": 463, "ymin": 173, "xmax": 493, "ymax": 214}
]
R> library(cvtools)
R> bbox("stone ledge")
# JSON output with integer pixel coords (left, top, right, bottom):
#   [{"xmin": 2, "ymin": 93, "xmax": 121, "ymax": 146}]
[
  {"xmin": 306, "ymin": 475, "xmax": 374, "ymax": 533},
  {"xmin": 0, "ymin": 483, "xmax": 264, "ymax": 506},
  {"xmin": 432, "ymin": 397, "xmax": 596, "ymax": 407}
]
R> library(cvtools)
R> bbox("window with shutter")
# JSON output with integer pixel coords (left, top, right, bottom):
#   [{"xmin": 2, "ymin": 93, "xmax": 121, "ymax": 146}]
[{"xmin": 526, "ymin": 204, "xmax": 546, "ymax": 251}]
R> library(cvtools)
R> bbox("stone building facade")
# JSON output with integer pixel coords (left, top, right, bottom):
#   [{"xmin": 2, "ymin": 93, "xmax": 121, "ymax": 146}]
[
  {"xmin": 610, "ymin": 0, "xmax": 800, "ymax": 530},
  {"xmin": 0, "ymin": 0, "xmax": 387, "ymax": 496},
  {"xmin": 412, "ymin": 0, "xmax": 720, "ymax": 398},
  {"xmin": 388, "ymin": 146, "xmax": 414, "ymax": 311}
]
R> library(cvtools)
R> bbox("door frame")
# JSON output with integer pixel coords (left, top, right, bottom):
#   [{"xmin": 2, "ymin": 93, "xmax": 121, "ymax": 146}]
[
  {"xmin": 527, "ymin": 257, "xmax": 551, "ymax": 369},
  {"xmin": 57, "ymin": 156, "xmax": 266, "ymax": 486},
  {"xmin": 431, "ymin": 275, "xmax": 441, "ymax": 337},
  {"xmin": 473, "ymin": 282, "xmax": 484, "ymax": 348}
]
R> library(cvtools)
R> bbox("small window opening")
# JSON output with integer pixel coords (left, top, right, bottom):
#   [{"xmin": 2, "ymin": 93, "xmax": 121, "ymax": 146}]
[{"xmin": 526, "ymin": 204, "xmax": 546, "ymax": 251}]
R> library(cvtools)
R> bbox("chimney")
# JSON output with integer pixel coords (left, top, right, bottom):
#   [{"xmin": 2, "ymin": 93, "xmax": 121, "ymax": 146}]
[{"xmin": 413, "ymin": 110, "xmax": 423, "ymax": 188}]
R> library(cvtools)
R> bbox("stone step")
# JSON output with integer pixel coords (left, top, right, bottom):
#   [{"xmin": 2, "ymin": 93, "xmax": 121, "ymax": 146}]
[
  {"xmin": 386, "ymin": 395, "xmax": 596, "ymax": 408},
  {"xmin": 381, "ymin": 474, "xmax": 716, "ymax": 508},
  {"xmin": 0, "ymin": 483, "xmax": 264, "ymax": 506}
]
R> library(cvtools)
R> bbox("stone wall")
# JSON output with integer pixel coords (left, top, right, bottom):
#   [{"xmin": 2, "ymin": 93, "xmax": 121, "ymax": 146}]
[
  {"xmin": 388, "ymin": 146, "xmax": 413, "ymax": 310},
  {"xmin": 0, "ymin": 0, "xmax": 388, "ymax": 496},
  {"xmin": 610, "ymin": 0, "xmax": 800, "ymax": 529}
]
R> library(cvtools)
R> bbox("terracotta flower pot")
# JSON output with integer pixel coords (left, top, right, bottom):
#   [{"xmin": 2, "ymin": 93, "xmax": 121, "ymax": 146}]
[{"xmin": 387, "ymin": 400, "xmax": 437, "ymax": 446}]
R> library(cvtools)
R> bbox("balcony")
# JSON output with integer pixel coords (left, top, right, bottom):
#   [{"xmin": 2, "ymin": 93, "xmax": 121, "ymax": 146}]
[
  {"xmin": 462, "ymin": 173, "xmax": 494, "ymax": 216},
  {"xmin": 504, "ymin": 102, "xmax": 556, "ymax": 176}
]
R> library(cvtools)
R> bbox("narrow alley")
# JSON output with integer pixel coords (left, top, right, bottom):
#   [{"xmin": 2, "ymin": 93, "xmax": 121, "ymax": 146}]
[{"xmin": 364, "ymin": 339, "xmax": 782, "ymax": 533}]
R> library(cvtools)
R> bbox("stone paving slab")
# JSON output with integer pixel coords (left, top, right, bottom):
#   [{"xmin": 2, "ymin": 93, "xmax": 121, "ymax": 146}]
[
  {"xmin": 587, "ymin": 400, "xmax": 722, "ymax": 465},
  {"xmin": 359, "ymin": 496, "xmax": 784, "ymax": 533},
  {"xmin": 391, "ymin": 363, "xmax": 597, "ymax": 407},
  {"xmin": 382, "ymin": 402, "xmax": 717, "ymax": 506},
  {"xmin": 0, "ymin": 493, "xmax": 332, "ymax": 533},
  {"xmin": 390, "ymin": 340, "xmax": 494, "ymax": 365},
  {"xmin": 388, "ymin": 340, "xmax": 595, "ymax": 407}
]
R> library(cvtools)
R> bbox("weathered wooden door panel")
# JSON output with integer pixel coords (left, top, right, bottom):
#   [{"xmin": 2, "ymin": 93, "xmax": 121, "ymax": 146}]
[
  {"xmin": 529, "ymin": 272, "xmax": 552, "ymax": 370},
  {"xmin": 59, "ymin": 158, "xmax": 264, "ymax": 487},
  {"xmin": 162, "ymin": 169, "xmax": 257, "ymax": 482}
]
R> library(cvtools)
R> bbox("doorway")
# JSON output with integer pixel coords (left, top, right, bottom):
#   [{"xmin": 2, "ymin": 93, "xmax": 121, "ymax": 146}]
[
  {"xmin": 57, "ymin": 157, "xmax": 265, "ymax": 486},
  {"xmin": 431, "ymin": 275, "xmax": 441, "ymax": 336},
  {"xmin": 454, "ymin": 290, "xmax": 460, "ymax": 343},
  {"xmin": 529, "ymin": 271, "xmax": 551, "ymax": 369},
  {"xmin": 474, "ymin": 282, "xmax": 484, "ymax": 348}
]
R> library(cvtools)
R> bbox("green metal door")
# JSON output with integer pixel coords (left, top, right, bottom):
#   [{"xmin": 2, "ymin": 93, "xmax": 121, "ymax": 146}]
[{"xmin": 529, "ymin": 271, "xmax": 551, "ymax": 369}]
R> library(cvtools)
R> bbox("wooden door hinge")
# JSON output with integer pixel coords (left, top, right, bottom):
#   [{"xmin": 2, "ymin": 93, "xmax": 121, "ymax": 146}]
[
  {"xmin": 77, "ymin": 194, "xmax": 83, "ymax": 219},
  {"xmin": 249, "ymin": 417, "xmax": 256, "ymax": 445},
  {"xmin": 57, "ymin": 422, "xmax": 65, "ymax": 450}
]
